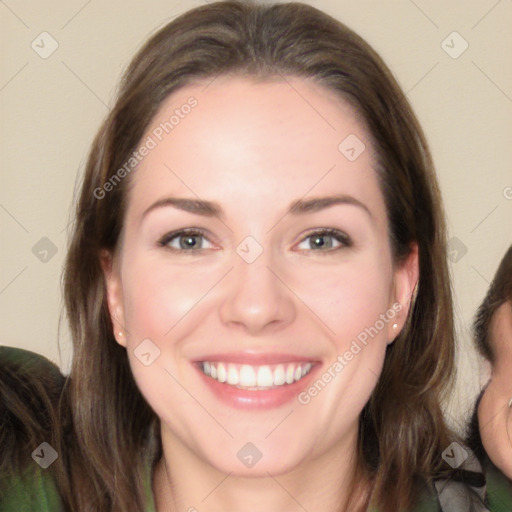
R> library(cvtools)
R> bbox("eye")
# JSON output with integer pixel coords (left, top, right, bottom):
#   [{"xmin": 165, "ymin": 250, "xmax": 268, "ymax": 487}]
[
  {"xmin": 296, "ymin": 228, "xmax": 352, "ymax": 253},
  {"xmin": 157, "ymin": 228, "xmax": 352, "ymax": 255},
  {"xmin": 157, "ymin": 229, "xmax": 214, "ymax": 253}
]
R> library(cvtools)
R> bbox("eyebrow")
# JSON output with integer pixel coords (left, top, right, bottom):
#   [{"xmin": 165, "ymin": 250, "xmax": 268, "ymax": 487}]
[{"xmin": 141, "ymin": 194, "xmax": 372, "ymax": 222}]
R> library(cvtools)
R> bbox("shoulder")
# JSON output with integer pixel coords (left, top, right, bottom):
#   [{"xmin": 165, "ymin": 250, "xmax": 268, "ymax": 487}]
[
  {"xmin": 0, "ymin": 463, "xmax": 65, "ymax": 512},
  {"xmin": 412, "ymin": 442, "xmax": 511, "ymax": 512},
  {"xmin": 466, "ymin": 392, "xmax": 512, "ymax": 510},
  {"xmin": 483, "ymin": 456, "xmax": 512, "ymax": 511}
]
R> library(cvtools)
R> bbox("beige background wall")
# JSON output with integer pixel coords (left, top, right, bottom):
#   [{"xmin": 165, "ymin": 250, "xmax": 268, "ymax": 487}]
[{"xmin": 1, "ymin": 0, "xmax": 511, "ymax": 432}]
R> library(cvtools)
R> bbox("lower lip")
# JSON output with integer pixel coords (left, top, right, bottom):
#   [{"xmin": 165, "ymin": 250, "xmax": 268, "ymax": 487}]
[{"xmin": 194, "ymin": 363, "xmax": 319, "ymax": 409}]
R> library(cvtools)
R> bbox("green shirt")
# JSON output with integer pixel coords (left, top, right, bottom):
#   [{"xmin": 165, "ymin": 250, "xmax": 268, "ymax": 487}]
[{"xmin": 0, "ymin": 457, "xmax": 157, "ymax": 512}]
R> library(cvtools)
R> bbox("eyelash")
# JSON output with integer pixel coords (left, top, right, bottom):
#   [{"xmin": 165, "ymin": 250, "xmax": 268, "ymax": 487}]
[{"xmin": 157, "ymin": 228, "xmax": 352, "ymax": 255}]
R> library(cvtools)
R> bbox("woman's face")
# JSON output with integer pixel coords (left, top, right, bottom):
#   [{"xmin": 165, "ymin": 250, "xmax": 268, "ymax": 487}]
[{"xmin": 102, "ymin": 75, "xmax": 418, "ymax": 476}]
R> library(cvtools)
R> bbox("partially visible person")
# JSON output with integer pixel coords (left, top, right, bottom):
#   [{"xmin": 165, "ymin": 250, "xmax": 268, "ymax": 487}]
[
  {"xmin": 0, "ymin": 346, "xmax": 66, "ymax": 510},
  {"xmin": 468, "ymin": 245, "xmax": 512, "ymax": 507}
]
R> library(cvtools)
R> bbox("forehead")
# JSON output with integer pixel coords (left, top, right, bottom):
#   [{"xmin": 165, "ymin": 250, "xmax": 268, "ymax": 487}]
[{"xmin": 124, "ymin": 75, "xmax": 385, "ymax": 227}]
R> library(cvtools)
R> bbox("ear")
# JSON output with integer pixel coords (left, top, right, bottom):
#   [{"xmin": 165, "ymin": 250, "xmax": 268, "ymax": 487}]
[
  {"xmin": 99, "ymin": 249, "xmax": 127, "ymax": 348},
  {"xmin": 387, "ymin": 242, "xmax": 419, "ymax": 343}
]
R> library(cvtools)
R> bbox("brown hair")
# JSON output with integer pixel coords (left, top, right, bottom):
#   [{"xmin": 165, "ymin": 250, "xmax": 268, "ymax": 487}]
[
  {"xmin": 56, "ymin": 1, "xmax": 457, "ymax": 510},
  {"xmin": 473, "ymin": 245, "xmax": 512, "ymax": 364}
]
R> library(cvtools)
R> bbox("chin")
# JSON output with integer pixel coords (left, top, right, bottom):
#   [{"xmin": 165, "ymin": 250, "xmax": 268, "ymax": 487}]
[{"xmin": 208, "ymin": 452, "xmax": 305, "ymax": 478}]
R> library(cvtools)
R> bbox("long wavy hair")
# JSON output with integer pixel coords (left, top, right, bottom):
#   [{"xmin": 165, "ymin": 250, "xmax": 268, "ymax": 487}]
[{"xmin": 54, "ymin": 1, "xmax": 457, "ymax": 510}]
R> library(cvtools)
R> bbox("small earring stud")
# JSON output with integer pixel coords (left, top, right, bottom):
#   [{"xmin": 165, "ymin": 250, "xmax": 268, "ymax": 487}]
[
  {"xmin": 118, "ymin": 332, "xmax": 123, "ymax": 336},
  {"xmin": 392, "ymin": 323, "xmax": 398, "ymax": 330}
]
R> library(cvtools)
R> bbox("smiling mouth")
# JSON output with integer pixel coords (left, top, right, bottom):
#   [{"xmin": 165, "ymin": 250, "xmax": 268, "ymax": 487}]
[{"xmin": 199, "ymin": 361, "xmax": 314, "ymax": 390}]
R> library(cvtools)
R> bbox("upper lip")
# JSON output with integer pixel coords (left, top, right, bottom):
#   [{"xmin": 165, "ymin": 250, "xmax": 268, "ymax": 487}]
[{"xmin": 192, "ymin": 352, "xmax": 320, "ymax": 365}]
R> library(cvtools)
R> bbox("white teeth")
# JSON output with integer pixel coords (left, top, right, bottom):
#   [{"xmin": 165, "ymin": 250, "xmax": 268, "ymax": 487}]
[
  {"xmin": 239, "ymin": 365, "xmax": 256, "ymax": 387},
  {"xmin": 200, "ymin": 361, "xmax": 314, "ymax": 389},
  {"xmin": 227, "ymin": 365, "xmax": 239, "ymax": 385},
  {"xmin": 257, "ymin": 366, "xmax": 274, "ymax": 387},
  {"xmin": 273, "ymin": 365, "xmax": 286, "ymax": 386},
  {"xmin": 217, "ymin": 362, "xmax": 227, "ymax": 383},
  {"xmin": 285, "ymin": 364, "xmax": 295, "ymax": 384}
]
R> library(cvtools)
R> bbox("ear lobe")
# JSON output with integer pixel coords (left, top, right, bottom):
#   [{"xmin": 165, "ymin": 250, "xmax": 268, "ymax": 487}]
[
  {"xmin": 99, "ymin": 249, "xmax": 126, "ymax": 347},
  {"xmin": 387, "ymin": 243, "xmax": 420, "ymax": 343}
]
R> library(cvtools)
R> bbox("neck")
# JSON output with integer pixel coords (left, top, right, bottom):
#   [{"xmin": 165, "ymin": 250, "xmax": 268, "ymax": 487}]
[{"xmin": 152, "ymin": 423, "xmax": 372, "ymax": 512}]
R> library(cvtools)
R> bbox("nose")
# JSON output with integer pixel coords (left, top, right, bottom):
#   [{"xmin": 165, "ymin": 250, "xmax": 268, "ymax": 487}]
[{"xmin": 218, "ymin": 248, "xmax": 296, "ymax": 336}]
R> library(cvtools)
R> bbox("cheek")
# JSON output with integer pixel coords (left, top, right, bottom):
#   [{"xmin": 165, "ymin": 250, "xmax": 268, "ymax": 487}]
[
  {"xmin": 120, "ymin": 256, "xmax": 211, "ymax": 421},
  {"xmin": 121, "ymin": 253, "xmax": 214, "ymax": 341},
  {"xmin": 292, "ymin": 254, "xmax": 394, "ymax": 347},
  {"xmin": 294, "ymin": 259, "xmax": 394, "ymax": 429}
]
